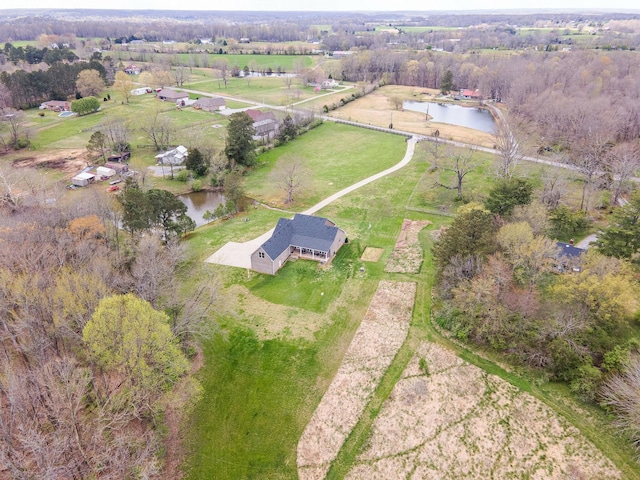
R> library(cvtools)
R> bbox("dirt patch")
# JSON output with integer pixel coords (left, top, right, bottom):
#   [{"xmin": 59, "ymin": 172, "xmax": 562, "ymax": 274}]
[
  {"xmin": 384, "ymin": 219, "xmax": 431, "ymax": 274},
  {"xmin": 346, "ymin": 342, "xmax": 622, "ymax": 480},
  {"xmin": 12, "ymin": 149, "xmax": 89, "ymax": 177},
  {"xmin": 360, "ymin": 247, "xmax": 384, "ymax": 262},
  {"xmin": 297, "ymin": 281, "xmax": 416, "ymax": 480}
]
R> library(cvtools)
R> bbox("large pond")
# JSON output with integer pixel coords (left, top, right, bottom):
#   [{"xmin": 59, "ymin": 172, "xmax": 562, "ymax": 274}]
[
  {"xmin": 177, "ymin": 190, "xmax": 225, "ymax": 227},
  {"xmin": 403, "ymin": 101, "xmax": 497, "ymax": 133}
]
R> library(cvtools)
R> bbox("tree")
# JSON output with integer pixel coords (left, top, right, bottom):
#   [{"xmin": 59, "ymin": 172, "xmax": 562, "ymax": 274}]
[
  {"xmin": 432, "ymin": 204, "xmax": 496, "ymax": 273},
  {"xmin": 0, "ymin": 109, "xmax": 33, "ymax": 149},
  {"xmin": 548, "ymin": 206, "xmax": 590, "ymax": 239},
  {"xmin": 607, "ymin": 142, "xmax": 640, "ymax": 207},
  {"xmin": 100, "ymin": 117, "xmax": 130, "ymax": 153},
  {"xmin": 493, "ymin": 121, "xmax": 521, "ymax": 179},
  {"xmin": 571, "ymin": 134, "xmax": 610, "ymax": 211},
  {"xmin": 600, "ymin": 355, "xmax": 640, "ymax": 455},
  {"xmin": 222, "ymin": 170, "xmax": 245, "ymax": 213},
  {"xmin": 174, "ymin": 65, "xmax": 187, "ymax": 87},
  {"xmin": 435, "ymin": 148, "xmax": 477, "ymax": 199},
  {"xmin": 83, "ymin": 294, "xmax": 189, "ymax": 400},
  {"xmin": 113, "ymin": 71, "xmax": 134, "ymax": 103},
  {"xmin": 75, "ymin": 69, "xmax": 105, "ymax": 97},
  {"xmin": 224, "ymin": 112, "xmax": 255, "ymax": 168},
  {"xmin": 272, "ymin": 155, "xmax": 306, "ymax": 203},
  {"xmin": 185, "ymin": 148, "xmax": 209, "ymax": 177},
  {"xmin": 71, "ymin": 96, "xmax": 100, "ymax": 115},
  {"xmin": 278, "ymin": 114, "xmax": 297, "ymax": 144},
  {"xmin": 139, "ymin": 108, "xmax": 175, "ymax": 151},
  {"xmin": 440, "ymin": 69, "xmax": 453, "ymax": 94},
  {"xmin": 596, "ymin": 191, "xmax": 640, "ymax": 261},
  {"xmin": 484, "ymin": 178, "xmax": 533, "ymax": 217},
  {"xmin": 87, "ymin": 131, "xmax": 108, "ymax": 162}
]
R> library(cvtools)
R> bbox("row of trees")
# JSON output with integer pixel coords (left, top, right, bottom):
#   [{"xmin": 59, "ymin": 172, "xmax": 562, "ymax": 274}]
[{"xmin": 0, "ymin": 59, "xmax": 107, "ymax": 109}]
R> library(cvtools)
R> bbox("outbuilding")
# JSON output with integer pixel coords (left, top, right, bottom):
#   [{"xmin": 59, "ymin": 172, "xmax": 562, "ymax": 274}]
[
  {"xmin": 71, "ymin": 172, "xmax": 96, "ymax": 187},
  {"xmin": 96, "ymin": 166, "xmax": 116, "ymax": 178}
]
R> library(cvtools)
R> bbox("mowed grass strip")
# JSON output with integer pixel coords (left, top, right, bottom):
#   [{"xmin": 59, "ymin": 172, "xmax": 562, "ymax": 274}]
[{"xmin": 246, "ymin": 122, "xmax": 407, "ymax": 208}]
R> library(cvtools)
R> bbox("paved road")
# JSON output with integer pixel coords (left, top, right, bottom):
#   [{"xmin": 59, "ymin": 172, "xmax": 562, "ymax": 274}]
[{"xmin": 205, "ymin": 137, "xmax": 418, "ymax": 269}]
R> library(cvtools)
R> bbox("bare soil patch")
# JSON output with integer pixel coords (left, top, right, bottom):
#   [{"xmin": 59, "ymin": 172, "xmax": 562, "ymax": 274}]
[
  {"xmin": 384, "ymin": 219, "xmax": 431, "ymax": 274},
  {"xmin": 11, "ymin": 149, "xmax": 89, "ymax": 177},
  {"xmin": 297, "ymin": 281, "xmax": 416, "ymax": 480},
  {"xmin": 360, "ymin": 247, "xmax": 384, "ymax": 262},
  {"xmin": 346, "ymin": 342, "xmax": 622, "ymax": 480},
  {"xmin": 329, "ymin": 86, "xmax": 495, "ymax": 148}
]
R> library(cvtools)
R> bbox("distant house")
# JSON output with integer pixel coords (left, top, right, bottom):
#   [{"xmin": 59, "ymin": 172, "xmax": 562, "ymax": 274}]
[
  {"xmin": 124, "ymin": 64, "xmax": 140, "ymax": 75},
  {"xmin": 321, "ymin": 79, "xmax": 339, "ymax": 89},
  {"xmin": 155, "ymin": 145, "xmax": 188, "ymax": 166},
  {"xmin": 193, "ymin": 96, "xmax": 226, "ymax": 112},
  {"xmin": 332, "ymin": 50, "xmax": 354, "ymax": 58},
  {"xmin": 156, "ymin": 89, "xmax": 189, "ymax": 103},
  {"xmin": 555, "ymin": 242, "xmax": 586, "ymax": 272},
  {"xmin": 460, "ymin": 89, "xmax": 482, "ymax": 100},
  {"xmin": 239, "ymin": 37, "xmax": 251, "ymax": 43},
  {"xmin": 251, "ymin": 214, "xmax": 347, "ymax": 275},
  {"xmin": 40, "ymin": 100, "xmax": 71, "ymax": 112},
  {"xmin": 245, "ymin": 109, "xmax": 279, "ymax": 140}
]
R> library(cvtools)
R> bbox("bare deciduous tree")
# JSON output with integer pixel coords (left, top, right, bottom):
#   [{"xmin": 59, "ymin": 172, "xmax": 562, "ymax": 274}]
[
  {"xmin": 272, "ymin": 156, "xmax": 307, "ymax": 203},
  {"xmin": 138, "ymin": 108, "xmax": 175, "ymax": 151},
  {"xmin": 607, "ymin": 142, "xmax": 640, "ymax": 207},
  {"xmin": 493, "ymin": 120, "xmax": 521, "ymax": 179},
  {"xmin": 435, "ymin": 148, "xmax": 477, "ymax": 199}
]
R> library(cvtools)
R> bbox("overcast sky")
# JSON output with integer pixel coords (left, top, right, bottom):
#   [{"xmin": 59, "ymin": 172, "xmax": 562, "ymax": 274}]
[{"xmin": 6, "ymin": 0, "xmax": 640, "ymax": 11}]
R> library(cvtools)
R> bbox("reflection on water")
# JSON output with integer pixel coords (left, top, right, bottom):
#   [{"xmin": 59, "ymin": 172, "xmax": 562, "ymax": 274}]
[
  {"xmin": 403, "ymin": 101, "xmax": 496, "ymax": 133},
  {"xmin": 177, "ymin": 190, "xmax": 225, "ymax": 227}
]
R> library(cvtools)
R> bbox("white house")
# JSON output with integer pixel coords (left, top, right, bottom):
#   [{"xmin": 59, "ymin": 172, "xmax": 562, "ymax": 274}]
[{"xmin": 155, "ymin": 145, "xmax": 188, "ymax": 165}]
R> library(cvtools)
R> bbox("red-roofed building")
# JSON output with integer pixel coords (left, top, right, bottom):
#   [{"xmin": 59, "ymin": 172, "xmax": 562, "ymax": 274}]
[
  {"xmin": 245, "ymin": 109, "xmax": 279, "ymax": 141},
  {"xmin": 460, "ymin": 89, "xmax": 482, "ymax": 100}
]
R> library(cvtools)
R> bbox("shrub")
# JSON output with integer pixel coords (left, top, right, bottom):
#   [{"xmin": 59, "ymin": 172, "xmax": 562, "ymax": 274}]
[
  {"xmin": 191, "ymin": 179, "xmax": 203, "ymax": 192},
  {"xmin": 176, "ymin": 170, "xmax": 190, "ymax": 182}
]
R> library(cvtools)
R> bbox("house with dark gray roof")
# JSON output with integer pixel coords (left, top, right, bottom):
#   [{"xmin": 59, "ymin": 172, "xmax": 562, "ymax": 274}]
[
  {"xmin": 194, "ymin": 96, "xmax": 226, "ymax": 112},
  {"xmin": 555, "ymin": 242, "xmax": 586, "ymax": 272},
  {"xmin": 251, "ymin": 214, "xmax": 346, "ymax": 274}
]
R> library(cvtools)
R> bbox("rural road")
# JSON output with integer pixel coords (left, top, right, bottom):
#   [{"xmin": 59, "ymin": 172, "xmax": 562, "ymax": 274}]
[{"xmin": 205, "ymin": 137, "xmax": 418, "ymax": 269}]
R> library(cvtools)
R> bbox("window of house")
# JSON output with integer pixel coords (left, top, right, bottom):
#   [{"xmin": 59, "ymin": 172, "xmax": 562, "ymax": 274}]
[{"xmin": 258, "ymin": 252, "xmax": 265, "ymax": 258}]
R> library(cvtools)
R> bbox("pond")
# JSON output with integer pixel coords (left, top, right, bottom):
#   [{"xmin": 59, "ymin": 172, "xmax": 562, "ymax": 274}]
[
  {"xmin": 403, "ymin": 101, "xmax": 496, "ymax": 133},
  {"xmin": 177, "ymin": 190, "xmax": 225, "ymax": 227}
]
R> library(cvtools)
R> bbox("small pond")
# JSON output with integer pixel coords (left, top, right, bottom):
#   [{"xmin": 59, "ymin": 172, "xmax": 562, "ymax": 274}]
[
  {"xmin": 403, "ymin": 101, "xmax": 496, "ymax": 133},
  {"xmin": 177, "ymin": 190, "xmax": 225, "ymax": 227}
]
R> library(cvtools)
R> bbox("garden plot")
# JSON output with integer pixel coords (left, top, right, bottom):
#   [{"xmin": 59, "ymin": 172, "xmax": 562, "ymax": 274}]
[
  {"xmin": 384, "ymin": 219, "xmax": 431, "ymax": 274},
  {"xmin": 360, "ymin": 247, "xmax": 384, "ymax": 262},
  {"xmin": 346, "ymin": 342, "xmax": 622, "ymax": 480},
  {"xmin": 297, "ymin": 281, "xmax": 416, "ymax": 480}
]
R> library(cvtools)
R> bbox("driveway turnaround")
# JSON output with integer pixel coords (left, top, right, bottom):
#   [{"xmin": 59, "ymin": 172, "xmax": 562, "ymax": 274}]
[{"xmin": 204, "ymin": 137, "xmax": 418, "ymax": 269}]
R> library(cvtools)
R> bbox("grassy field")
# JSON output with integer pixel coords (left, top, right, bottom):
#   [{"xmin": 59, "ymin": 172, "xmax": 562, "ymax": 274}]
[
  {"xmin": 183, "ymin": 76, "xmax": 321, "ymax": 106},
  {"xmin": 245, "ymin": 122, "xmax": 407, "ymax": 208},
  {"xmin": 180, "ymin": 53, "xmax": 316, "ymax": 72}
]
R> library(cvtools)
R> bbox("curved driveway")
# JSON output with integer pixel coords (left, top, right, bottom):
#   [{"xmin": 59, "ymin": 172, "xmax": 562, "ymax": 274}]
[{"xmin": 205, "ymin": 137, "xmax": 418, "ymax": 269}]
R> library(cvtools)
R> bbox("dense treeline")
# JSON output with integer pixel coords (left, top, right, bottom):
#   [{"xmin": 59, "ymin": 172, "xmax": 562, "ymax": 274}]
[
  {"xmin": 433, "ymin": 199, "xmax": 639, "ymax": 402},
  {"xmin": 0, "ymin": 59, "xmax": 106, "ymax": 108},
  {"xmin": 0, "ymin": 188, "xmax": 211, "ymax": 478}
]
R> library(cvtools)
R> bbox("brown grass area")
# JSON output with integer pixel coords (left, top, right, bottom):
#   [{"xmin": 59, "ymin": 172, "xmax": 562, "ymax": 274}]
[
  {"xmin": 384, "ymin": 219, "xmax": 431, "ymax": 274},
  {"xmin": 11, "ymin": 149, "xmax": 89, "ymax": 177},
  {"xmin": 360, "ymin": 247, "xmax": 384, "ymax": 262},
  {"xmin": 297, "ymin": 281, "xmax": 416, "ymax": 480},
  {"xmin": 218, "ymin": 284, "xmax": 326, "ymax": 340},
  {"xmin": 328, "ymin": 85, "xmax": 495, "ymax": 148},
  {"xmin": 346, "ymin": 342, "xmax": 622, "ymax": 480}
]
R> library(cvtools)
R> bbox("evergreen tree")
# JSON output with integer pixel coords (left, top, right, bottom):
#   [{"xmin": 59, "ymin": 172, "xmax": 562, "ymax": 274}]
[
  {"xmin": 185, "ymin": 148, "xmax": 209, "ymax": 177},
  {"xmin": 224, "ymin": 112, "xmax": 255, "ymax": 168},
  {"xmin": 596, "ymin": 191, "xmax": 640, "ymax": 261},
  {"xmin": 484, "ymin": 178, "xmax": 533, "ymax": 217}
]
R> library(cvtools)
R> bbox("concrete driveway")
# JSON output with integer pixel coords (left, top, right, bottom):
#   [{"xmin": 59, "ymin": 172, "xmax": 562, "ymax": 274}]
[{"xmin": 205, "ymin": 137, "xmax": 418, "ymax": 269}]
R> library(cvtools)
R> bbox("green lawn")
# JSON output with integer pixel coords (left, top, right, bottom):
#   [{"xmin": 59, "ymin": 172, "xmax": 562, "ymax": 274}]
[
  {"xmin": 246, "ymin": 122, "xmax": 407, "ymax": 208},
  {"xmin": 181, "ymin": 53, "xmax": 315, "ymax": 72},
  {"xmin": 183, "ymin": 76, "xmax": 318, "ymax": 106}
]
